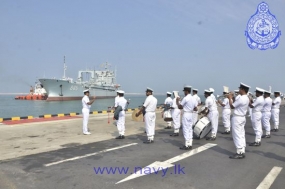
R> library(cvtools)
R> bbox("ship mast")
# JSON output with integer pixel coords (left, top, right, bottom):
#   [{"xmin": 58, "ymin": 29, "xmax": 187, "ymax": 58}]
[{"xmin": 63, "ymin": 56, "xmax": 67, "ymax": 79}]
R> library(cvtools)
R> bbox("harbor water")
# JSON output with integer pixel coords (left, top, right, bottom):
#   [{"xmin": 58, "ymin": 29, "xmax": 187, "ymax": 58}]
[{"xmin": 0, "ymin": 94, "xmax": 206, "ymax": 118}]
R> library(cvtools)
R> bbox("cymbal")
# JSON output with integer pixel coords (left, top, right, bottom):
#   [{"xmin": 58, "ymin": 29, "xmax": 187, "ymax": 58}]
[{"xmin": 132, "ymin": 109, "xmax": 143, "ymax": 122}]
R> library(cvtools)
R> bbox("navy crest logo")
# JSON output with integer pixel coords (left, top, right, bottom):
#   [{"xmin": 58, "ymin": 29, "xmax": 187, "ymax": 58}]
[{"xmin": 245, "ymin": 2, "xmax": 281, "ymax": 50}]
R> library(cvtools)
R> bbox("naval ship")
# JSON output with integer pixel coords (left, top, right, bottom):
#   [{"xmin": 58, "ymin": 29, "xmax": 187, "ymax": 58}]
[{"xmin": 39, "ymin": 61, "xmax": 120, "ymax": 101}]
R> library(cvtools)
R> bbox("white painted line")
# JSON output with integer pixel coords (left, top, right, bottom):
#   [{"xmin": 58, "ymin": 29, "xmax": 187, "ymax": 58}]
[
  {"xmin": 44, "ymin": 143, "xmax": 138, "ymax": 167},
  {"xmin": 116, "ymin": 143, "xmax": 217, "ymax": 184},
  {"xmin": 256, "ymin": 166, "xmax": 283, "ymax": 189}
]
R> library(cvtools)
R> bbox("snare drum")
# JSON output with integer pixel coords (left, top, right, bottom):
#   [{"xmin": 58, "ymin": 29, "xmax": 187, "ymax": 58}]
[
  {"xmin": 163, "ymin": 110, "xmax": 173, "ymax": 121},
  {"xmin": 193, "ymin": 116, "xmax": 211, "ymax": 139}
]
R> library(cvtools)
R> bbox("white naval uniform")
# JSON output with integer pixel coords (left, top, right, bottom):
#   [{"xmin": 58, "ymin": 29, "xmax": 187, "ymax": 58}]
[
  {"xmin": 82, "ymin": 95, "xmax": 91, "ymax": 134},
  {"xmin": 192, "ymin": 94, "xmax": 201, "ymax": 126},
  {"xmin": 251, "ymin": 96, "xmax": 265, "ymax": 142},
  {"xmin": 164, "ymin": 97, "xmax": 173, "ymax": 127},
  {"xmin": 271, "ymin": 97, "xmax": 281, "ymax": 129},
  {"xmin": 171, "ymin": 97, "xmax": 181, "ymax": 133},
  {"xmin": 115, "ymin": 97, "xmax": 127, "ymax": 136},
  {"xmin": 180, "ymin": 94, "xmax": 198, "ymax": 147},
  {"xmin": 205, "ymin": 96, "xmax": 219, "ymax": 137},
  {"xmin": 231, "ymin": 95, "xmax": 249, "ymax": 154},
  {"xmin": 222, "ymin": 98, "xmax": 231, "ymax": 131},
  {"xmin": 143, "ymin": 95, "xmax": 158, "ymax": 141},
  {"xmin": 262, "ymin": 97, "xmax": 272, "ymax": 135}
]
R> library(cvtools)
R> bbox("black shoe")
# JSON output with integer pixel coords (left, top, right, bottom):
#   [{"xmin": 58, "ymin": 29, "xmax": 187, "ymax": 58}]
[
  {"xmin": 115, "ymin": 135, "xmax": 125, "ymax": 139},
  {"xmin": 170, "ymin": 133, "xmax": 179, "ymax": 137},
  {"xmin": 221, "ymin": 131, "xmax": 230, "ymax": 134},
  {"xmin": 143, "ymin": 140, "xmax": 154, "ymax": 144},
  {"xmin": 206, "ymin": 136, "xmax": 216, "ymax": 141},
  {"xmin": 249, "ymin": 142, "xmax": 261, "ymax": 146},
  {"xmin": 271, "ymin": 129, "xmax": 279, "ymax": 132},
  {"xmin": 261, "ymin": 135, "xmax": 271, "ymax": 138},
  {"xmin": 164, "ymin": 126, "xmax": 172, "ymax": 129},
  {"xmin": 179, "ymin": 145, "xmax": 192, "ymax": 150},
  {"xmin": 229, "ymin": 153, "xmax": 245, "ymax": 159}
]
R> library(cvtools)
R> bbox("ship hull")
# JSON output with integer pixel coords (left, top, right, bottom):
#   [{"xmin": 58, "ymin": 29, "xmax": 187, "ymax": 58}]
[{"xmin": 39, "ymin": 79, "xmax": 117, "ymax": 101}]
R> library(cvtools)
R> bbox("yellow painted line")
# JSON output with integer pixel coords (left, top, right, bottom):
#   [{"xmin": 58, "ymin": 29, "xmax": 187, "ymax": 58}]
[
  {"xmin": 28, "ymin": 116, "xmax": 33, "ymax": 119},
  {"xmin": 70, "ymin": 113, "xmax": 77, "ymax": 116},
  {"xmin": 93, "ymin": 111, "xmax": 98, "ymax": 114},
  {"xmin": 0, "ymin": 118, "xmax": 3, "ymax": 122},
  {"xmin": 58, "ymin": 114, "xmax": 65, "ymax": 117},
  {"xmin": 127, "ymin": 109, "xmax": 133, "ymax": 112},
  {"xmin": 102, "ymin": 110, "xmax": 107, "ymax": 114},
  {"xmin": 11, "ymin": 117, "xmax": 20, "ymax": 121},
  {"xmin": 44, "ymin": 114, "xmax": 52, "ymax": 118}
]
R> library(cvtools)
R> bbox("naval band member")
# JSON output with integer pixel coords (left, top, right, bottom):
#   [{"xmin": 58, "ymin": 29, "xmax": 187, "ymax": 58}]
[
  {"xmin": 170, "ymin": 91, "xmax": 181, "ymax": 136},
  {"xmin": 164, "ymin": 92, "xmax": 173, "ymax": 129},
  {"xmin": 218, "ymin": 91, "xmax": 231, "ymax": 134},
  {"xmin": 136, "ymin": 88, "xmax": 157, "ymax": 143},
  {"xmin": 261, "ymin": 91, "xmax": 272, "ymax": 138},
  {"xmin": 82, "ymin": 89, "xmax": 95, "ymax": 135},
  {"xmin": 114, "ymin": 90, "xmax": 127, "ymax": 139},
  {"xmin": 271, "ymin": 91, "xmax": 281, "ymax": 132},
  {"xmin": 176, "ymin": 86, "xmax": 198, "ymax": 150},
  {"xmin": 192, "ymin": 89, "xmax": 202, "ymax": 127},
  {"xmin": 228, "ymin": 83, "xmax": 250, "ymax": 159},
  {"xmin": 248, "ymin": 88, "xmax": 265, "ymax": 146}
]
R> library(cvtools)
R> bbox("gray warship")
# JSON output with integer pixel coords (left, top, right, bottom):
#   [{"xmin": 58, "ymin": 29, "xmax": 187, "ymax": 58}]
[{"xmin": 39, "ymin": 61, "xmax": 120, "ymax": 101}]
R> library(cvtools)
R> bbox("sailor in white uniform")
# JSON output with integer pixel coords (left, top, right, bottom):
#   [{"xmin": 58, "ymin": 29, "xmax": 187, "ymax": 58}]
[
  {"xmin": 170, "ymin": 91, "xmax": 181, "ymax": 137},
  {"xmin": 209, "ymin": 88, "xmax": 218, "ymax": 104},
  {"xmin": 271, "ymin": 91, "xmax": 282, "ymax": 132},
  {"xmin": 218, "ymin": 91, "xmax": 231, "ymax": 134},
  {"xmin": 136, "ymin": 87, "xmax": 157, "ymax": 143},
  {"xmin": 114, "ymin": 90, "xmax": 127, "ymax": 139},
  {"xmin": 192, "ymin": 89, "xmax": 202, "ymax": 127},
  {"xmin": 228, "ymin": 83, "xmax": 250, "ymax": 159},
  {"xmin": 248, "ymin": 87, "xmax": 265, "ymax": 146},
  {"xmin": 113, "ymin": 91, "xmax": 120, "ymax": 126},
  {"xmin": 204, "ymin": 89, "xmax": 219, "ymax": 140},
  {"xmin": 164, "ymin": 92, "xmax": 173, "ymax": 129},
  {"xmin": 176, "ymin": 86, "xmax": 198, "ymax": 150},
  {"xmin": 82, "ymin": 89, "xmax": 95, "ymax": 135},
  {"xmin": 261, "ymin": 91, "xmax": 272, "ymax": 138}
]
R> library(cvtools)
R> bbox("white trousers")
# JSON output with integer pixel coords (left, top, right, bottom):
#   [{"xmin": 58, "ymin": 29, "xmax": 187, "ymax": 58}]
[
  {"xmin": 192, "ymin": 111, "xmax": 198, "ymax": 126},
  {"xmin": 145, "ymin": 112, "xmax": 156, "ymax": 140},
  {"xmin": 251, "ymin": 112, "xmax": 262, "ymax": 142},
  {"xmin": 271, "ymin": 109, "xmax": 280, "ymax": 129},
  {"xmin": 171, "ymin": 109, "xmax": 181, "ymax": 133},
  {"xmin": 82, "ymin": 108, "xmax": 90, "ymax": 133},
  {"xmin": 163, "ymin": 110, "xmax": 172, "ymax": 126},
  {"xmin": 262, "ymin": 111, "xmax": 271, "ymax": 134},
  {"xmin": 222, "ymin": 109, "xmax": 231, "ymax": 131},
  {"xmin": 207, "ymin": 110, "xmax": 219, "ymax": 136},
  {"xmin": 117, "ymin": 111, "xmax": 125, "ymax": 135},
  {"xmin": 248, "ymin": 107, "xmax": 252, "ymax": 117},
  {"xmin": 182, "ymin": 112, "xmax": 193, "ymax": 146},
  {"xmin": 231, "ymin": 116, "xmax": 246, "ymax": 153}
]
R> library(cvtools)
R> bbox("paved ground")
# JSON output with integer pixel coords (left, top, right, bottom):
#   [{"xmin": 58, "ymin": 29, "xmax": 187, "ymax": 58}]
[{"xmin": 0, "ymin": 106, "xmax": 285, "ymax": 189}]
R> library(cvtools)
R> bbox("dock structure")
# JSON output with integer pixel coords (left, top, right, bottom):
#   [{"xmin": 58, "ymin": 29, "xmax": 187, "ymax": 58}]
[{"xmin": 0, "ymin": 105, "xmax": 284, "ymax": 189}]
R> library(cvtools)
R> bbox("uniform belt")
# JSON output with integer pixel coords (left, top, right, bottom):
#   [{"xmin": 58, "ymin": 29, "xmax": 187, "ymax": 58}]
[
  {"xmin": 233, "ymin": 113, "xmax": 245, "ymax": 117},
  {"xmin": 184, "ymin": 111, "xmax": 193, "ymax": 113},
  {"xmin": 252, "ymin": 110, "xmax": 261, "ymax": 113},
  {"xmin": 272, "ymin": 108, "xmax": 279, "ymax": 109},
  {"xmin": 262, "ymin": 111, "xmax": 270, "ymax": 112},
  {"xmin": 223, "ymin": 108, "xmax": 231, "ymax": 109}
]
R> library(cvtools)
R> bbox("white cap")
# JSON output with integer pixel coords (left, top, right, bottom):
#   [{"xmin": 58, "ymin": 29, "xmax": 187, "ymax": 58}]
[
  {"xmin": 255, "ymin": 87, "xmax": 264, "ymax": 93},
  {"xmin": 166, "ymin": 92, "xmax": 171, "ymax": 95},
  {"xmin": 183, "ymin": 85, "xmax": 192, "ymax": 91},
  {"xmin": 146, "ymin": 87, "xmax": 153, "ymax": 92},
  {"xmin": 264, "ymin": 90, "xmax": 271, "ymax": 94},
  {"xmin": 193, "ymin": 89, "xmax": 198, "ymax": 92},
  {"xmin": 234, "ymin": 90, "xmax": 239, "ymax": 92},
  {"xmin": 239, "ymin": 82, "xmax": 251, "ymax": 89},
  {"xmin": 117, "ymin": 90, "xmax": 125, "ymax": 94},
  {"xmin": 83, "ymin": 89, "xmax": 89, "ymax": 93},
  {"xmin": 209, "ymin": 88, "xmax": 214, "ymax": 92},
  {"xmin": 204, "ymin": 89, "xmax": 211, "ymax": 93},
  {"xmin": 274, "ymin": 91, "xmax": 281, "ymax": 94}
]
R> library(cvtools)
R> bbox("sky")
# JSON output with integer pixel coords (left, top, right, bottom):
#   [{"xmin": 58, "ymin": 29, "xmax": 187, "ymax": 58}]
[{"xmin": 0, "ymin": 0, "xmax": 284, "ymax": 95}]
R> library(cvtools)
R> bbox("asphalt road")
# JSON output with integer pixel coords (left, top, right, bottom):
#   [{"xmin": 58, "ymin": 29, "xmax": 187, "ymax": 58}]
[{"xmin": 1, "ymin": 108, "xmax": 285, "ymax": 189}]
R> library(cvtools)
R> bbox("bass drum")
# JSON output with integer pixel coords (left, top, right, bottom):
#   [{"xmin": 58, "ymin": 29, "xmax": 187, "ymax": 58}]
[
  {"xmin": 163, "ymin": 110, "xmax": 173, "ymax": 121},
  {"xmin": 193, "ymin": 116, "xmax": 211, "ymax": 139}
]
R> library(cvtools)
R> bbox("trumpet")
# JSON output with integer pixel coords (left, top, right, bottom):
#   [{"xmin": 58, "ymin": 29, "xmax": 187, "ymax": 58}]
[{"xmin": 217, "ymin": 92, "xmax": 235, "ymax": 102}]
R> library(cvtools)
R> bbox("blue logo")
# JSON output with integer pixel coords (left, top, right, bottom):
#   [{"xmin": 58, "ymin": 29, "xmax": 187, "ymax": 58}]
[{"xmin": 245, "ymin": 2, "xmax": 281, "ymax": 50}]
